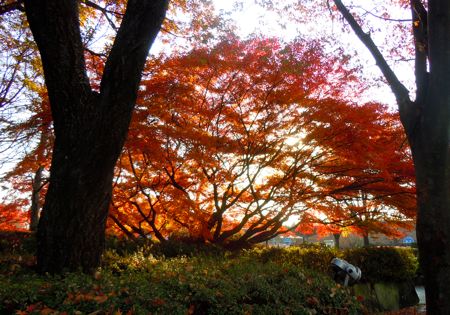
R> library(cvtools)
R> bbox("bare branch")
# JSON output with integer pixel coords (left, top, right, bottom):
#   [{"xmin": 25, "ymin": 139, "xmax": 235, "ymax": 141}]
[
  {"xmin": 333, "ymin": 0, "xmax": 416, "ymax": 133},
  {"xmin": 81, "ymin": 0, "xmax": 119, "ymax": 31},
  {"xmin": 410, "ymin": 0, "xmax": 428, "ymax": 103},
  {"xmin": 351, "ymin": 5, "xmax": 411, "ymax": 22},
  {"xmin": 100, "ymin": 0, "xmax": 169, "ymax": 116}
]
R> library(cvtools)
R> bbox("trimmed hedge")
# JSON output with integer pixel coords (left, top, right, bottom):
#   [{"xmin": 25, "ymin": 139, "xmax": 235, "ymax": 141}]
[
  {"xmin": 245, "ymin": 244, "xmax": 337, "ymax": 274},
  {"xmin": 245, "ymin": 245, "xmax": 418, "ymax": 283},
  {"xmin": 342, "ymin": 247, "xmax": 418, "ymax": 283}
]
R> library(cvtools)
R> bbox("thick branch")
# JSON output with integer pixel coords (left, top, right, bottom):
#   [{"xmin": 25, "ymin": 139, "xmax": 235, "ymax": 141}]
[
  {"xmin": 109, "ymin": 213, "xmax": 138, "ymax": 241},
  {"xmin": 100, "ymin": 0, "xmax": 168, "ymax": 115},
  {"xmin": 333, "ymin": 0, "xmax": 415, "ymax": 130},
  {"xmin": 24, "ymin": 0, "xmax": 92, "ymax": 132},
  {"xmin": 411, "ymin": 0, "xmax": 428, "ymax": 103}
]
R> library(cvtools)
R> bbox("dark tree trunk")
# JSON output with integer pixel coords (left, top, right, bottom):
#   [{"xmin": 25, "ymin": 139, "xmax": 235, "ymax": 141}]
[
  {"xmin": 333, "ymin": 233, "xmax": 340, "ymax": 249},
  {"xmin": 29, "ymin": 165, "xmax": 44, "ymax": 232},
  {"xmin": 23, "ymin": 0, "xmax": 168, "ymax": 274},
  {"xmin": 413, "ymin": 119, "xmax": 450, "ymax": 314},
  {"xmin": 411, "ymin": 1, "xmax": 450, "ymax": 311},
  {"xmin": 363, "ymin": 234, "xmax": 370, "ymax": 247},
  {"xmin": 333, "ymin": 0, "xmax": 450, "ymax": 313}
]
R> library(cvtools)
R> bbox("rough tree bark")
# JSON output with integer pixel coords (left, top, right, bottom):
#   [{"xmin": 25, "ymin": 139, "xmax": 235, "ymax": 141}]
[
  {"xmin": 333, "ymin": 0, "xmax": 450, "ymax": 313},
  {"xmin": 23, "ymin": 0, "xmax": 169, "ymax": 273}
]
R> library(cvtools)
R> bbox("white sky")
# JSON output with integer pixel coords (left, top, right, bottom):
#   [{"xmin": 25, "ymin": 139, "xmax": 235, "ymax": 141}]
[{"xmin": 213, "ymin": 1, "xmax": 299, "ymax": 40}]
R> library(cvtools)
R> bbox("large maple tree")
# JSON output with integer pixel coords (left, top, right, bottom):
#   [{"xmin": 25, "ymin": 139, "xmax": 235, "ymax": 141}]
[
  {"xmin": 107, "ymin": 37, "xmax": 415, "ymax": 248},
  {"xmin": 111, "ymin": 37, "xmax": 344, "ymax": 246}
]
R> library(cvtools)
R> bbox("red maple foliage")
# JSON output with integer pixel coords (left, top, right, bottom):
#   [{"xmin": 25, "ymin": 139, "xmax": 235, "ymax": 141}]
[{"xmin": 108, "ymin": 37, "xmax": 414, "ymax": 247}]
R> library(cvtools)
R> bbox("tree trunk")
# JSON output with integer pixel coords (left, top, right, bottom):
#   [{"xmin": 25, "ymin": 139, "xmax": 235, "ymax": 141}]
[
  {"xmin": 413, "ymin": 132, "xmax": 450, "ymax": 314},
  {"xmin": 24, "ymin": 0, "xmax": 168, "ymax": 274},
  {"xmin": 363, "ymin": 233, "xmax": 370, "ymax": 247},
  {"xmin": 332, "ymin": 1, "xmax": 450, "ymax": 312},
  {"xmin": 36, "ymin": 109, "xmax": 121, "ymax": 272},
  {"xmin": 29, "ymin": 165, "xmax": 44, "ymax": 232},
  {"xmin": 333, "ymin": 233, "xmax": 340, "ymax": 249},
  {"xmin": 410, "ymin": 2, "xmax": 450, "ymax": 310}
]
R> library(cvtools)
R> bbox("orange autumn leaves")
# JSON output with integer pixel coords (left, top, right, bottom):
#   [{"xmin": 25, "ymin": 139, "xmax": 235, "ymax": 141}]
[
  {"xmin": 108, "ymin": 37, "xmax": 415, "ymax": 245},
  {"xmin": 0, "ymin": 34, "xmax": 414, "ymax": 242},
  {"xmin": 0, "ymin": 202, "xmax": 28, "ymax": 231},
  {"xmin": 299, "ymin": 100, "xmax": 415, "ymax": 239}
]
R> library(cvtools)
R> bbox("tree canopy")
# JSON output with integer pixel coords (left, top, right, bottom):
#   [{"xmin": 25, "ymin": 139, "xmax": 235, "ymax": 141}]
[{"xmin": 3, "ymin": 2, "xmax": 448, "ymax": 312}]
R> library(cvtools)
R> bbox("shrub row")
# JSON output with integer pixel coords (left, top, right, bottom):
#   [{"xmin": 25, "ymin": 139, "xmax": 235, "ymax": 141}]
[
  {"xmin": 342, "ymin": 246, "xmax": 418, "ymax": 283},
  {"xmin": 1, "ymin": 233, "xmax": 419, "ymax": 284},
  {"xmin": 0, "ymin": 254, "xmax": 363, "ymax": 314},
  {"xmin": 0, "ymin": 234, "xmax": 418, "ymax": 314},
  {"xmin": 246, "ymin": 244, "xmax": 419, "ymax": 283}
]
